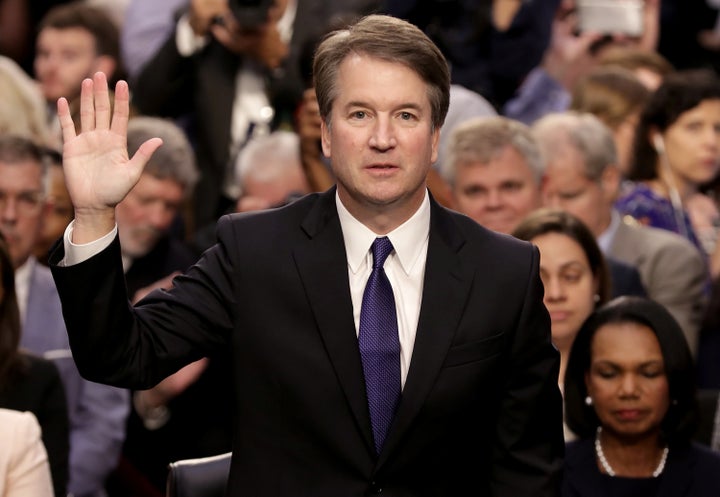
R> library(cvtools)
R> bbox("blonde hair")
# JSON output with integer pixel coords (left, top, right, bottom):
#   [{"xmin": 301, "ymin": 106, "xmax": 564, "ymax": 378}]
[{"xmin": 0, "ymin": 56, "xmax": 55, "ymax": 147}]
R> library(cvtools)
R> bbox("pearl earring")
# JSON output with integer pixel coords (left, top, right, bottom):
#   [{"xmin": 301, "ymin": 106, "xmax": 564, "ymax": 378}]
[{"xmin": 585, "ymin": 396, "xmax": 593, "ymax": 406}]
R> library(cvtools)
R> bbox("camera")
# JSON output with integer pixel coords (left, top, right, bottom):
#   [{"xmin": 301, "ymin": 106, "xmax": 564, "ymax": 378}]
[
  {"xmin": 228, "ymin": 0, "xmax": 275, "ymax": 29},
  {"xmin": 577, "ymin": 0, "xmax": 644, "ymax": 37}
]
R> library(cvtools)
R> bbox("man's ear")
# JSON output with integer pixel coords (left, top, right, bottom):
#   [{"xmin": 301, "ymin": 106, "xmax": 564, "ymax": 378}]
[
  {"xmin": 320, "ymin": 119, "xmax": 331, "ymax": 159},
  {"xmin": 599, "ymin": 164, "xmax": 620, "ymax": 201}
]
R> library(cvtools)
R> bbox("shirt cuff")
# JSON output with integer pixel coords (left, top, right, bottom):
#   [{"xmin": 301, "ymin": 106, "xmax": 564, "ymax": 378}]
[
  {"xmin": 61, "ymin": 220, "xmax": 117, "ymax": 266},
  {"xmin": 176, "ymin": 12, "xmax": 209, "ymax": 56}
]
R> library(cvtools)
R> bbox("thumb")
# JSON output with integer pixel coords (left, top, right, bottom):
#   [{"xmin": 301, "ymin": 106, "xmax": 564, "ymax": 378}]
[{"xmin": 128, "ymin": 137, "xmax": 163, "ymax": 175}]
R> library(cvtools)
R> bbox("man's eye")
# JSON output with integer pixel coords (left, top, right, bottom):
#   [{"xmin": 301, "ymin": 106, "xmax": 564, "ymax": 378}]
[
  {"xmin": 352, "ymin": 111, "xmax": 366, "ymax": 119},
  {"xmin": 399, "ymin": 112, "xmax": 414, "ymax": 120}
]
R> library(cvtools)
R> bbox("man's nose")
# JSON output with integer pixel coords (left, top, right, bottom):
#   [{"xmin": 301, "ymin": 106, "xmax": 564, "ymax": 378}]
[{"xmin": 368, "ymin": 117, "xmax": 397, "ymax": 151}]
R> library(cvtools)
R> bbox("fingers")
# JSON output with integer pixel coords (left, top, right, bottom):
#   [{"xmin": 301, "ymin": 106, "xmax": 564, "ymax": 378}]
[
  {"xmin": 94, "ymin": 72, "xmax": 112, "ymax": 130},
  {"xmin": 79, "ymin": 72, "xmax": 114, "ymax": 132},
  {"xmin": 129, "ymin": 137, "xmax": 164, "ymax": 172},
  {"xmin": 109, "ymin": 80, "xmax": 131, "ymax": 136},
  {"xmin": 57, "ymin": 97, "xmax": 76, "ymax": 143},
  {"xmin": 80, "ymin": 78, "xmax": 96, "ymax": 132}
]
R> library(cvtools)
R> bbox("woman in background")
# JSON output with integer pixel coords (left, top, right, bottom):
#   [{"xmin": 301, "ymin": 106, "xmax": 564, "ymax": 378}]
[
  {"xmin": 616, "ymin": 69, "xmax": 720, "ymax": 274},
  {"xmin": 563, "ymin": 296, "xmax": 720, "ymax": 496},
  {"xmin": 0, "ymin": 408, "xmax": 54, "ymax": 496},
  {"xmin": 513, "ymin": 209, "xmax": 611, "ymax": 388}
]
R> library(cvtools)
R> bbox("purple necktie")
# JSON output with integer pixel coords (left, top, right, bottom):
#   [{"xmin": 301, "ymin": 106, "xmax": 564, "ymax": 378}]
[{"xmin": 358, "ymin": 237, "xmax": 401, "ymax": 454}]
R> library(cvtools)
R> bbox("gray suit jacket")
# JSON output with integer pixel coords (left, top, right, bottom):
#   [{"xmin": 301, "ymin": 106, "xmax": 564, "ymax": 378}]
[
  {"xmin": 608, "ymin": 218, "xmax": 708, "ymax": 355},
  {"xmin": 21, "ymin": 260, "xmax": 130, "ymax": 497}
]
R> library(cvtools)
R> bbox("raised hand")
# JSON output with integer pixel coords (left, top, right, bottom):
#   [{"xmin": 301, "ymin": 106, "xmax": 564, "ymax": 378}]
[{"xmin": 57, "ymin": 72, "xmax": 162, "ymax": 243}]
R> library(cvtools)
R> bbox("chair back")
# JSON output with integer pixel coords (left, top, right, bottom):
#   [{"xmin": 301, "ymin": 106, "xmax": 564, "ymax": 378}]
[{"xmin": 166, "ymin": 452, "xmax": 232, "ymax": 497}]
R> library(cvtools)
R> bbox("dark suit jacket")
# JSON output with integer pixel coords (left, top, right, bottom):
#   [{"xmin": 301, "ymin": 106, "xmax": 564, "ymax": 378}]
[
  {"xmin": 51, "ymin": 190, "xmax": 563, "ymax": 496},
  {"xmin": 606, "ymin": 256, "xmax": 647, "ymax": 299},
  {"xmin": 562, "ymin": 438, "xmax": 720, "ymax": 497}
]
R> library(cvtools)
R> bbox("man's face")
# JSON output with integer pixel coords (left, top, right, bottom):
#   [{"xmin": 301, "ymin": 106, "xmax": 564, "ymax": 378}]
[
  {"xmin": 0, "ymin": 160, "xmax": 47, "ymax": 268},
  {"xmin": 116, "ymin": 174, "xmax": 184, "ymax": 259},
  {"xmin": 236, "ymin": 161, "xmax": 310, "ymax": 213},
  {"xmin": 35, "ymin": 27, "xmax": 101, "ymax": 103},
  {"xmin": 541, "ymin": 147, "xmax": 615, "ymax": 237},
  {"xmin": 321, "ymin": 54, "xmax": 439, "ymax": 228},
  {"xmin": 451, "ymin": 145, "xmax": 540, "ymax": 234}
]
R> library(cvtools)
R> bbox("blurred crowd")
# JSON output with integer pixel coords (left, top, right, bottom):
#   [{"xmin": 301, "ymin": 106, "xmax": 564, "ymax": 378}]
[{"xmin": 2, "ymin": 0, "xmax": 720, "ymax": 495}]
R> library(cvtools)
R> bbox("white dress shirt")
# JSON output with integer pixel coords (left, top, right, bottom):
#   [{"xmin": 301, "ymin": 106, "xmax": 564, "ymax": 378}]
[{"xmin": 336, "ymin": 191, "xmax": 430, "ymax": 388}]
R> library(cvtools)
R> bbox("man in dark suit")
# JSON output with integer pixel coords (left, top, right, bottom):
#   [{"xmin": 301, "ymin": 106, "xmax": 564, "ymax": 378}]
[{"xmin": 50, "ymin": 15, "xmax": 563, "ymax": 496}]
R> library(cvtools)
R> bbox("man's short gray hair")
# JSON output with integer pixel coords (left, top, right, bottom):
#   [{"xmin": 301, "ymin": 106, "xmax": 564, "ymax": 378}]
[
  {"xmin": 234, "ymin": 131, "xmax": 302, "ymax": 197},
  {"xmin": 442, "ymin": 116, "xmax": 544, "ymax": 186},
  {"xmin": 532, "ymin": 112, "xmax": 617, "ymax": 182}
]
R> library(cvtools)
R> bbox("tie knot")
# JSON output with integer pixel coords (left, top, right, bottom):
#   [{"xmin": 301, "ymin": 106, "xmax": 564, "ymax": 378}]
[{"xmin": 371, "ymin": 237, "xmax": 394, "ymax": 269}]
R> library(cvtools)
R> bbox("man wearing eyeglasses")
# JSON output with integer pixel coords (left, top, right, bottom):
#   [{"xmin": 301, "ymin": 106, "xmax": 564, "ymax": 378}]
[{"xmin": 0, "ymin": 134, "xmax": 130, "ymax": 497}]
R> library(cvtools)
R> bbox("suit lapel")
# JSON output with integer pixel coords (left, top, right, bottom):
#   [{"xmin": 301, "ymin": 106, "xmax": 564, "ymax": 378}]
[
  {"xmin": 293, "ymin": 190, "xmax": 375, "ymax": 453},
  {"xmin": 379, "ymin": 201, "xmax": 472, "ymax": 464}
]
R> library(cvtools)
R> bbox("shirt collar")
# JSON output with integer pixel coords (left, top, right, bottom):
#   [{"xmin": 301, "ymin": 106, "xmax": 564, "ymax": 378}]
[
  {"xmin": 336, "ymin": 190, "xmax": 431, "ymax": 276},
  {"xmin": 597, "ymin": 209, "xmax": 621, "ymax": 253}
]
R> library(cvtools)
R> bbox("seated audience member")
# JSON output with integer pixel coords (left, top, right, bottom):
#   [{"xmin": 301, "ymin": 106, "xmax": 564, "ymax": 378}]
[
  {"xmin": 444, "ymin": 115, "xmax": 644, "ymax": 298},
  {"xmin": 533, "ymin": 111, "xmax": 708, "ymax": 356},
  {"xmin": 0, "ymin": 55, "xmax": 56, "ymax": 148},
  {"xmin": 0, "ymin": 134, "xmax": 129, "ymax": 497},
  {"xmin": 569, "ymin": 66, "xmax": 650, "ymax": 175},
  {"xmin": 441, "ymin": 116, "xmax": 543, "ymax": 235},
  {"xmin": 34, "ymin": 2, "xmax": 122, "ymax": 135},
  {"xmin": 596, "ymin": 46, "xmax": 675, "ymax": 91},
  {"xmin": 0, "ymin": 232, "xmax": 69, "ymax": 496},
  {"xmin": 562, "ymin": 296, "xmax": 720, "ymax": 496},
  {"xmin": 512, "ymin": 209, "xmax": 610, "ymax": 397},
  {"xmin": 119, "ymin": 116, "xmax": 199, "ymax": 299},
  {"xmin": 616, "ymin": 69, "xmax": 720, "ymax": 271},
  {"xmin": 0, "ymin": 409, "xmax": 54, "ymax": 497},
  {"xmin": 194, "ymin": 130, "xmax": 311, "ymax": 252},
  {"xmin": 34, "ymin": 149, "xmax": 73, "ymax": 265},
  {"xmin": 235, "ymin": 130, "xmax": 311, "ymax": 213}
]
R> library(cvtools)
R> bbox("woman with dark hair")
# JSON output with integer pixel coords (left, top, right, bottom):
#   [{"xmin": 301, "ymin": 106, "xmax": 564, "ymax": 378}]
[
  {"xmin": 563, "ymin": 296, "xmax": 720, "ymax": 496},
  {"xmin": 616, "ymin": 69, "xmax": 720, "ymax": 266},
  {"xmin": 0, "ymin": 233, "xmax": 69, "ymax": 496},
  {"xmin": 513, "ymin": 209, "xmax": 611, "ymax": 392}
]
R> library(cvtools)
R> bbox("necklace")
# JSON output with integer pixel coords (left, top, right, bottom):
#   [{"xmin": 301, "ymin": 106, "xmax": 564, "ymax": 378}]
[{"xmin": 594, "ymin": 427, "xmax": 669, "ymax": 478}]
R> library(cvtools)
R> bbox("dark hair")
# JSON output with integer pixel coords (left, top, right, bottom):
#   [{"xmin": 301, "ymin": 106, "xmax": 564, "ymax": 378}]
[
  {"xmin": 564, "ymin": 296, "xmax": 698, "ymax": 447},
  {"xmin": 512, "ymin": 208, "xmax": 611, "ymax": 305},
  {"xmin": 629, "ymin": 69, "xmax": 720, "ymax": 181},
  {"xmin": 312, "ymin": 14, "xmax": 450, "ymax": 131},
  {"xmin": 38, "ymin": 2, "xmax": 119, "ymax": 61},
  {"xmin": 0, "ymin": 232, "xmax": 25, "ymax": 390}
]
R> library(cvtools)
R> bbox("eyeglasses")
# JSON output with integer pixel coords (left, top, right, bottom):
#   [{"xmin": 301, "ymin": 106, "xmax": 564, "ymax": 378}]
[{"xmin": 0, "ymin": 190, "xmax": 45, "ymax": 216}]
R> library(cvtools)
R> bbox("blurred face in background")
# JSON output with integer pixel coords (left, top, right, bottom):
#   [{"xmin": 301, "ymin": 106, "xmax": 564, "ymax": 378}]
[
  {"xmin": 35, "ymin": 27, "xmax": 111, "ymax": 103},
  {"xmin": 585, "ymin": 321, "xmax": 669, "ymax": 440},
  {"xmin": 452, "ymin": 145, "xmax": 541, "ymax": 234},
  {"xmin": 0, "ymin": 160, "xmax": 47, "ymax": 268},
  {"xmin": 116, "ymin": 174, "xmax": 184, "ymax": 259},
  {"xmin": 35, "ymin": 164, "xmax": 73, "ymax": 260},
  {"xmin": 658, "ymin": 99, "xmax": 720, "ymax": 193},
  {"xmin": 533, "ymin": 232, "xmax": 598, "ymax": 352}
]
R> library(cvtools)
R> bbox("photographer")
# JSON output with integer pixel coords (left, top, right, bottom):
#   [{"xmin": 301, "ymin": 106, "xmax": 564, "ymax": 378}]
[{"xmin": 131, "ymin": 0, "xmax": 352, "ymax": 233}]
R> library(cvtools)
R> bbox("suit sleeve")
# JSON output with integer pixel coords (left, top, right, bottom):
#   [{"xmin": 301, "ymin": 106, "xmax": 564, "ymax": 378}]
[
  {"xmin": 49, "ymin": 223, "xmax": 236, "ymax": 390},
  {"xmin": 490, "ymin": 245, "xmax": 564, "ymax": 497},
  {"xmin": 644, "ymin": 242, "xmax": 707, "ymax": 356}
]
